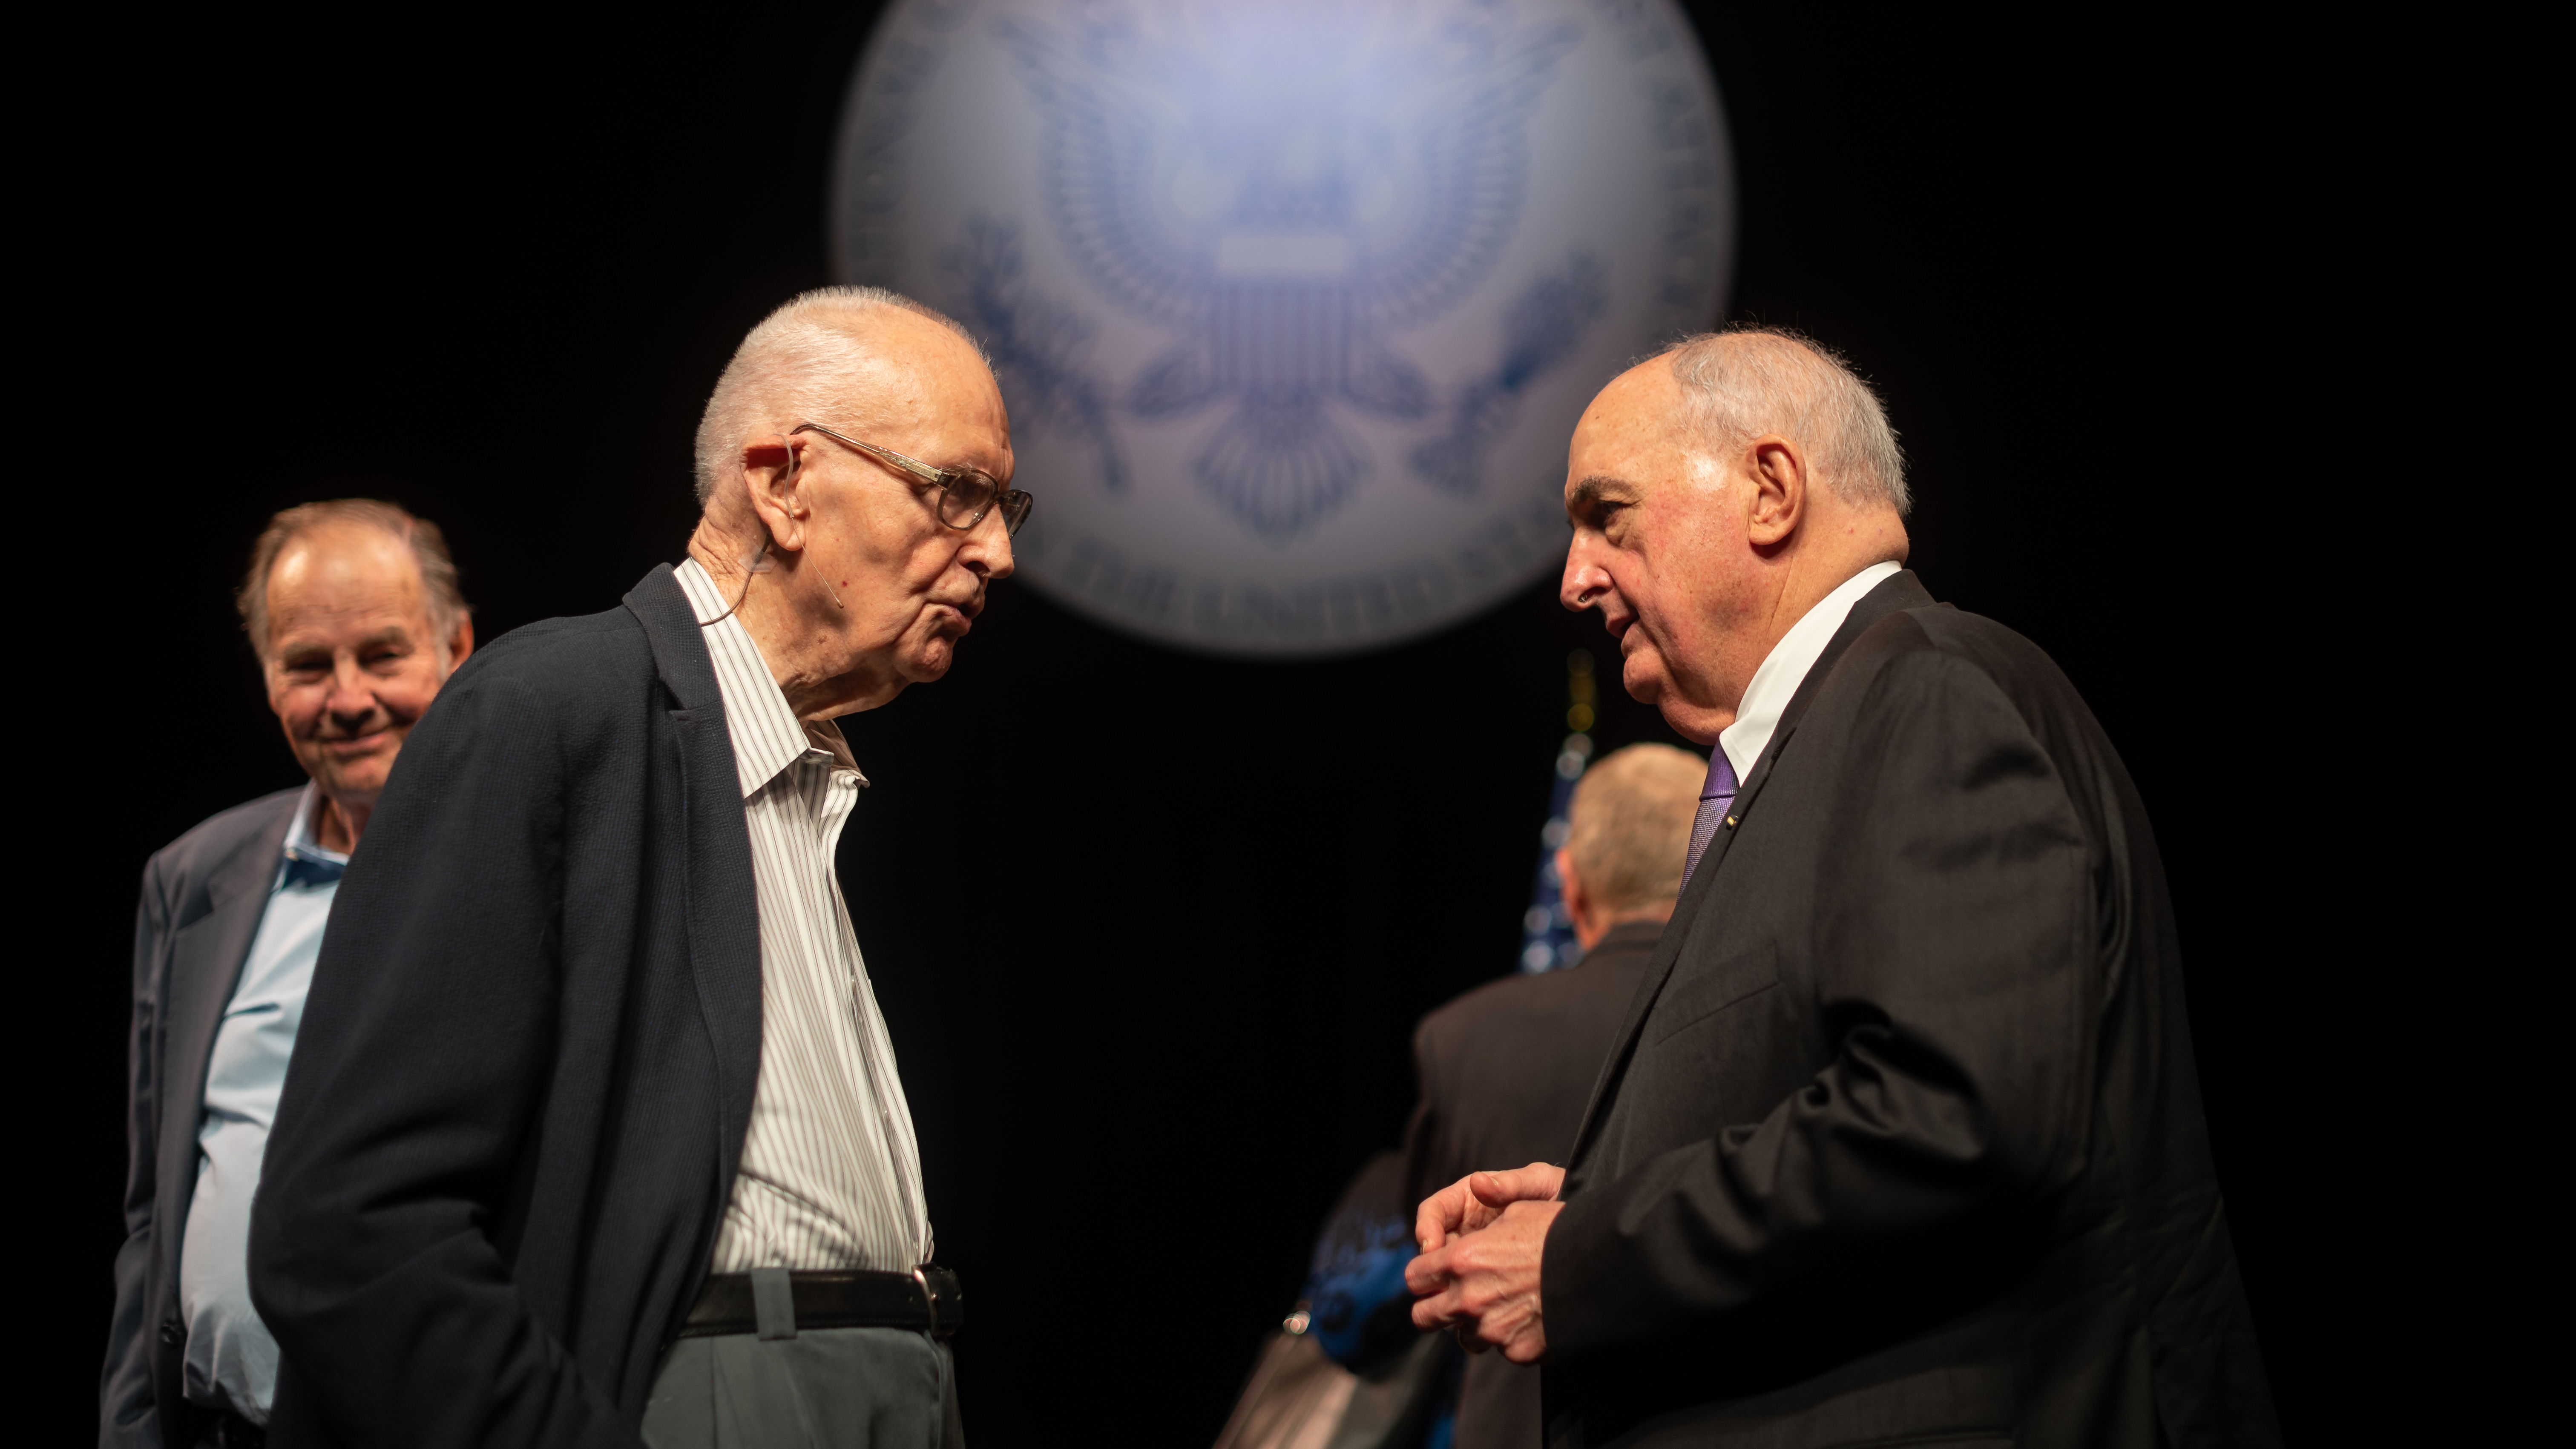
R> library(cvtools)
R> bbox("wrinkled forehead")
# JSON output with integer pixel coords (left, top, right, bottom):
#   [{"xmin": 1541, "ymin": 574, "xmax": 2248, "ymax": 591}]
[
  {"xmin": 267, "ymin": 527, "xmax": 429, "ymax": 628},
  {"xmin": 806, "ymin": 343, "xmax": 1009, "ymax": 483},
  {"xmin": 1567, "ymin": 363, "xmax": 1693, "ymax": 493}
]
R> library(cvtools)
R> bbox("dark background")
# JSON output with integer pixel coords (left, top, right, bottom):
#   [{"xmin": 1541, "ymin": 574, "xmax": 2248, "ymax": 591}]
[{"xmin": 43, "ymin": 3, "xmax": 2392, "ymax": 1443}]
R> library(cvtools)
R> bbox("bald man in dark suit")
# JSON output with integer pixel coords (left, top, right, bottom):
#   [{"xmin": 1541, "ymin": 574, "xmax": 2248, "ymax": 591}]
[{"xmin": 1406, "ymin": 330, "xmax": 2276, "ymax": 1447}]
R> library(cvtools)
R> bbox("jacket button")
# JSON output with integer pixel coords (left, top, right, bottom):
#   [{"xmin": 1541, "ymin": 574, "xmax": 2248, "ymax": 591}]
[{"xmin": 159, "ymin": 1319, "xmax": 184, "ymax": 1347}]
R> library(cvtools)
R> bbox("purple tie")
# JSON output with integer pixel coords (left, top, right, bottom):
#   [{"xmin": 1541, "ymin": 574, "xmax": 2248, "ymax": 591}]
[{"xmin": 1681, "ymin": 750, "xmax": 1739, "ymax": 887}]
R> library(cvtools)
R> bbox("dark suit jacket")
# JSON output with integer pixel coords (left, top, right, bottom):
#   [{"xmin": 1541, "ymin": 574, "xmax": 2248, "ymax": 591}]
[
  {"xmin": 1403, "ymin": 919, "xmax": 1663, "ymax": 1449},
  {"xmin": 103, "ymin": 787, "xmax": 304, "ymax": 1449},
  {"xmin": 1539, "ymin": 572, "xmax": 2278, "ymax": 1448},
  {"xmin": 247, "ymin": 565, "xmax": 764, "ymax": 1449}
]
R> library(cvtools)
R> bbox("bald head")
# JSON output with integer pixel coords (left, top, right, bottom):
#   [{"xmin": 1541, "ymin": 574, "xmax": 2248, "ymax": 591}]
[
  {"xmin": 1558, "ymin": 328, "xmax": 1910, "ymax": 744},
  {"xmin": 693, "ymin": 286, "xmax": 997, "ymax": 507},
  {"xmin": 1661, "ymin": 329, "xmax": 1909, "ymax": 515},
  {"xmin": 683, "ymin": 284, "xmax": 1018, "ymax": 726}
]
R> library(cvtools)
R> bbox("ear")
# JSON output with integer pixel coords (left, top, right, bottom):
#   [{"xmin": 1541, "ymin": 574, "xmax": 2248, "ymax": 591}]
[
  {"xmin": 444, "ymin": 614, "xmax": 476, "ymax": 675},
  {"xmin": 739, "ymin": 435, "xmax": 809, "ymax": 552},
  {"xmin": 1744, "ymin": 436, "xmax": 1807, "ymax": 550},
  {"xmin": 1555, "ymin": 846, "xmax": 1588, "ymax": 923}
]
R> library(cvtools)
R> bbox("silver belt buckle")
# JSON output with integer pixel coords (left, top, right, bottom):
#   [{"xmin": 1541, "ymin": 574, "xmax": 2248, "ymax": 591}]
[{"xmin": 911, "ymin": 1265, "xmax": 939, "ymax": 1337}]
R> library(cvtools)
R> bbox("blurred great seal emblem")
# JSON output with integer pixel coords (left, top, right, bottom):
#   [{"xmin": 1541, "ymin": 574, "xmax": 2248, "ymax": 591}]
[{"xmin": 834, "ymin": 0, "xmax": 1732, "ymax": 656}]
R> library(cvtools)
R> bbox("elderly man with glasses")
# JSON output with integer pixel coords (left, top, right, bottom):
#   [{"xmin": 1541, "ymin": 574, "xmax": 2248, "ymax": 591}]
[{"xmin": 247, "ymin": 288, "xmax": 1024, "ymax": 1449}]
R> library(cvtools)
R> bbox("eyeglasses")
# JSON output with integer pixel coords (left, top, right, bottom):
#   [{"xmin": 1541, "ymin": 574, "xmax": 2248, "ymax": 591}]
[{"xmin": 789, "ymin": 423, "xmax": 1032, "ymax": 537}]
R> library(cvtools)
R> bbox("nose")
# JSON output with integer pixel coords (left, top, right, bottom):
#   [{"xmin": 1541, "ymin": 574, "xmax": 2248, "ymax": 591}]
[
  {"xmin": 325, "ymin": 659, "xmax": 380, "ymax": 724},
  {"xmin": 1561, "ymin": 543, "xmax": 1612, "ymax": 614},
  {"xmin": 962, "ymin": 511, "xmax": 1016, "ymax": 580}
]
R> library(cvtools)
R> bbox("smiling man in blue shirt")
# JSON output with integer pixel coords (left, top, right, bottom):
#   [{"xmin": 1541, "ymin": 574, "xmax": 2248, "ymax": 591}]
[{"xmin": 103, "ymin": 500, "xmax": 473, "ymax": 1449}]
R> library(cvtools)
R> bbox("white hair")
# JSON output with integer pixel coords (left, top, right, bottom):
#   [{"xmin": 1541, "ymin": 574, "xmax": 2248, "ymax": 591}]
[
  {"xmin": 1566, "ymin": 743, "xmax": 1707, "ymax": 914},
  {"xmin": 1659, "ymin": 328, "xmax": 1910, "ymax": 515},
  {"xmin": 692, "ymin": 286, "xmax": 988, "ymax": 505}
]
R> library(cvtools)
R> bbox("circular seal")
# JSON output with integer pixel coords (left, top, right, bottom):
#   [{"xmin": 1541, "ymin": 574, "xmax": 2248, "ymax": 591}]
[{"xmin": 834, "ymin": 0, "xmax": 1732, "ymax": 656}]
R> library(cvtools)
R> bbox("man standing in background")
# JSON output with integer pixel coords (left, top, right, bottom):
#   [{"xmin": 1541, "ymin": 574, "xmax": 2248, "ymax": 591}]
[
  {"xmin": 1401, "ymin": 743, "xmax": 1703, "ymax": 1449},
  {"xmin": 102, "ymin": 502, "xmax": 473, "ymax": 1448}
]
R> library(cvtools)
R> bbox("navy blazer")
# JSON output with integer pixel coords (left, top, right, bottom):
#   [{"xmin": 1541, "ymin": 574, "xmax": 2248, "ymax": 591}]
[
  {"xmin": 103, "ymin": 786, "xmax": 303, "ymax": 1449},
  {"xmin": 249, "ymin": 565, "xmax": 763, "ymax": 1448},
  {"xmin": 1538, "ymin": 572, "xmax": 2279, "ymax": 1448}
]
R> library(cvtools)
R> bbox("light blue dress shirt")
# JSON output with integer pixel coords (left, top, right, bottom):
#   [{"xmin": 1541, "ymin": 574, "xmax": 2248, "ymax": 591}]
[{"xmin": 177, "ymin": 784, "xmax": 345, "ymax": 1423}]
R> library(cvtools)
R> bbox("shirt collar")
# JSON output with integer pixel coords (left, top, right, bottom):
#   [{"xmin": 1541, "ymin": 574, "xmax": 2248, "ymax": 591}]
[
  {"xmin": 282, "ymin": 782, "xmax": 349, "ymax": 866},
  {"xmin": 674, "ymin": 557, "xmax": 867, "ymax": 799},
  {"xmin": 1716, "ymin": 560, "xmax": 1902, "ymax": 784}
]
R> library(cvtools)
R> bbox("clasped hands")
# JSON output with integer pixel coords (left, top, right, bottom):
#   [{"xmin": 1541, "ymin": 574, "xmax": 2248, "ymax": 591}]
[{"xmin": 1404, "ymin": 1162, "xmax": 1565, "ymax": 1363}]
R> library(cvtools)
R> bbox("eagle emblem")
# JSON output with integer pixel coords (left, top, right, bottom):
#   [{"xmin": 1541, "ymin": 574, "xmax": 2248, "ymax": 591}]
[{"xmin": 994, "ymin": 5, "xmax": 1580, "ymax": 539}]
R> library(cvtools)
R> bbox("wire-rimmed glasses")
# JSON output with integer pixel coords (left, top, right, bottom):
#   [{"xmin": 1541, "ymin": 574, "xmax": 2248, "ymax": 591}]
[{"xmin": 789, "ymin": 422, "xmax": 1032, "ymax": 537}]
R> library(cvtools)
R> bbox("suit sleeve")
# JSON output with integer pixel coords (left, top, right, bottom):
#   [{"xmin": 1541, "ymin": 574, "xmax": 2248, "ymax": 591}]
[
  {"xmin": 248, "ymin": 662, "xmax": 630, "ymax": 1449},
  {"xmin": 1400, "ymin": 1018, "xmax": 1445, "ymax": 1215},
  {"xmin": 101, "ymin": 856, "xmax": 173, "ymax": 1449},
  {"xmin": 1542, "ymin": 648, "xmax": 2098, "ymax": 1359}
]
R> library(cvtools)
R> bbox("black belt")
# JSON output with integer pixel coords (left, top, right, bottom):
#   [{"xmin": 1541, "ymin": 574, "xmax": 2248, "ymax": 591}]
[
  {"xmin": 208, "ymin": 1408, "xmax": 267, "ymax": 1449},
  {"xmin": 682, "ymin": 1266, "xmax": 964, "ymax": 1340}
]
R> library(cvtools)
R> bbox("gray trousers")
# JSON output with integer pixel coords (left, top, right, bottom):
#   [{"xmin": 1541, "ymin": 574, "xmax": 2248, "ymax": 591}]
[{"xmin": 642, "ymin": 1326, "xmax": 964, "ymax": 1449}]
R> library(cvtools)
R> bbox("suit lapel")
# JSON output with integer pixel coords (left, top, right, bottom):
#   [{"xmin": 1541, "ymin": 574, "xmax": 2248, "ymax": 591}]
[
  {"xmin": 1685, "ymin": 571, "xmax": 1938, "ymax": 884},
  {"xmin": 155, "ymin": 801, "xmax": 296, "ymax": 1285},
  {"xmin": 624, "ymin": 565, "xmax": 765, "ymax": 1183},
  {"xmin": 1564, "ymin": 571, "xmax": 1939, "ymax": 1177}
]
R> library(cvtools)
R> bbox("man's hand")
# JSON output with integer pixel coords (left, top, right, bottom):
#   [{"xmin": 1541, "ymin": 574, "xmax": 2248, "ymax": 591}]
[
  {"xmin": 1406, "ymin": 1163, "xmax": 1566, "ymax": 1363},
  {"xmin": 1412, "ymin": 1162, "xmax": 1565, "ymax": 1253}
]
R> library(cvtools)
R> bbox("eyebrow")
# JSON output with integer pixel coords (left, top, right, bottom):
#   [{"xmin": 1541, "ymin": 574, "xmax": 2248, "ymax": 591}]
[
  {"xmin": 1565, "ymin": 475, "xmax": 1640, "ymax": 517},
  {"xmin": 276, "ymin": 624, "xmax": 416, "ymax": 657}
]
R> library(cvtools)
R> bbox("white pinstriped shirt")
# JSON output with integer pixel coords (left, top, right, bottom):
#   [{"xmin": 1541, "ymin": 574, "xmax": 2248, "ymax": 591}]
[{"xmin": 676, "ymin": 559, "xmax": 932, "ymax": 1273}]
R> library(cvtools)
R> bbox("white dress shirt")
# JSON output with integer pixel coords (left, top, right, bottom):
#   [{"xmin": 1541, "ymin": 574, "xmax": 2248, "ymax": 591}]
[
  {"xmin": 179, "ymin": 784, "xmax": 345, "ymax": 1423},
  {"xmin": 676, "ymin": 558, "xmax": 932, "ymax": 1274},
  {"xmin": 1717, "ymin": 560, "xmax": 1904, "ymax": 784}
]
